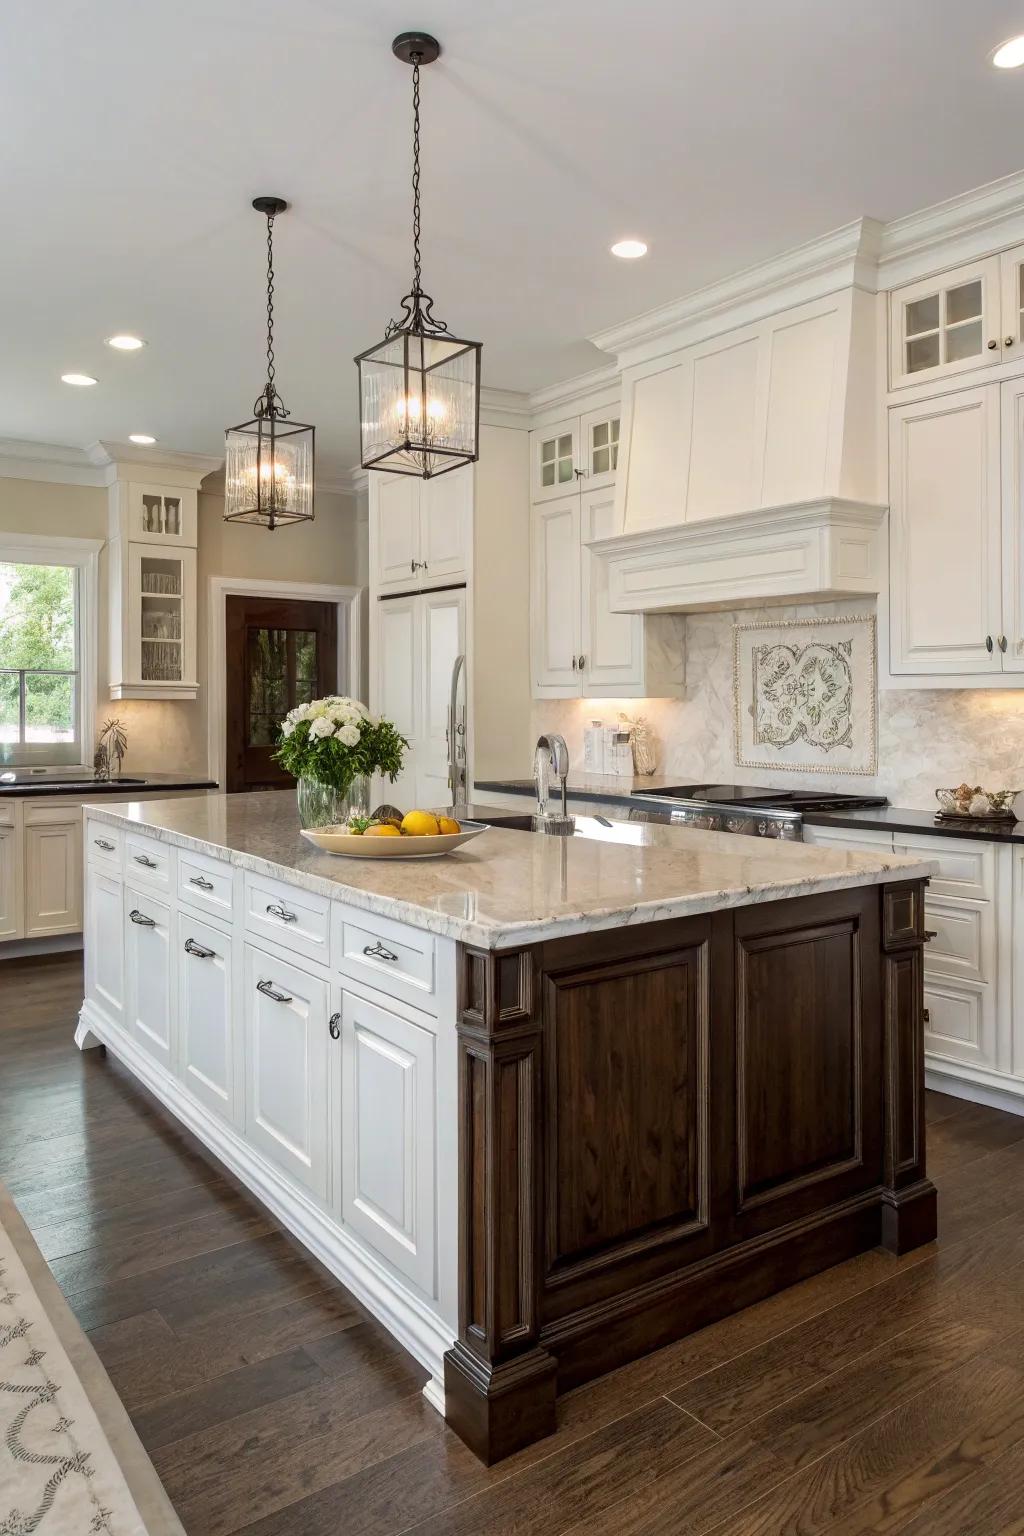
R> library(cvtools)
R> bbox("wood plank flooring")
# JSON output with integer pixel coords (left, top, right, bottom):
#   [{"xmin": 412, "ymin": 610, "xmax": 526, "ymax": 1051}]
[{"xmin": 4, "ymin": 953, "xmax": 1024, "ymax": 1534}]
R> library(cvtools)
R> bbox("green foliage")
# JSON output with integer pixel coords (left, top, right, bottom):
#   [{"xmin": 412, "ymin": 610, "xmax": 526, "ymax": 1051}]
[
  {"xmin": 273, "ymin": 713, "xmax": 408, "ymax": 794},
  {"xmin": 0, "ymin": 563, "xmax": 76, "ymax": 732}
]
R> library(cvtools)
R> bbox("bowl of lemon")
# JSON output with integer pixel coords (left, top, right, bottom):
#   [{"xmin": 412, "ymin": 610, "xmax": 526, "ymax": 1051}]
[{"xmin": 298, "ymin": 806, "xmax": 488, "ymax": 859}]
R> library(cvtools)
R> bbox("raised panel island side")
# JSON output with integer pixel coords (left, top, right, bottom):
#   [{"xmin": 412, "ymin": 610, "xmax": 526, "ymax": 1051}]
[{"xmin": 76, "ymin": 793, "xmax": 937, "ymax": 1463}]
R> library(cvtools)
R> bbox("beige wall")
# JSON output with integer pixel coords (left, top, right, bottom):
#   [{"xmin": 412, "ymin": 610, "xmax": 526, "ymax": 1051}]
[
  {"xmin": 0, "ymin": 474, "xmax": 361, "ymax": 780},
  {"xmin": 472, "ymin": 425, "xmax": 532, "ymax": 779}
]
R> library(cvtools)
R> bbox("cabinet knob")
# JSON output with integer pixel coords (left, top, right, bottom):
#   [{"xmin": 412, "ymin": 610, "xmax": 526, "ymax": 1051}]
[
  {"xmin": 410, "ymin": 559, "xmax": 416, "ymax": 574},
  {"xmin": 571, "ymin": 656, "xmax": 577, "ymax": 672},
  {"xmin": 329, "ymin": 1013, "xmax": 341, "ymax": 1040},
  {"xmin": 1000, "ymin": 634, "xmax": 1009, "ymax": 652},
  {"xmin": 1007, "ymin": 337, "xmax": 1016, "ymax": 347},
  {"xmin": 988, "ymin": 339, "xmax": 999, "ymax": 350},
  {"xmin": 923, "ymin": 1007, "xmax": 930, "ymax": 1024},
  {"xmin": 986, "ymin": 635, "xmax": 995, "ymax": 653},
  {"xmin": 578, "ymin": 654, "xmax": 586, "ymax": 670}
]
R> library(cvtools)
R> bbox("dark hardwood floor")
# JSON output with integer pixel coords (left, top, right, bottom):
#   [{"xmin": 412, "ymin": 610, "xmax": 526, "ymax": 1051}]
[{"xmin": 5, "ymin": 952, "xmax": 1024, "ymax": 1534}]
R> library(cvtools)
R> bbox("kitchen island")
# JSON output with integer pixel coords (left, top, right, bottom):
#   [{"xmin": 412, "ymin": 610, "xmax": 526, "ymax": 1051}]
[{"xmin": 76, "ymin": 792, "xmax": 937, "ymax": 1463}]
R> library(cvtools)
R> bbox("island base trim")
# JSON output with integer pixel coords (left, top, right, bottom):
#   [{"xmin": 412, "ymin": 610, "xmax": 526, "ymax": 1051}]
[
  {"xmin": 76, "ymin": 1000, "xmax": 457, "ymax": 1394},
  {"xmin": 443, "ymin": 1342, "xmax": 557, "ymax": 1466},
  {"xmin": 880, "ymin": 1179, "xmax": 938, "ymax": 1257}
]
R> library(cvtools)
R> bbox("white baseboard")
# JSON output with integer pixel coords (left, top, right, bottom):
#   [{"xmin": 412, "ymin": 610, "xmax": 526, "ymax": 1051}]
[
  {"xmin": 926, "ymin": 1065, "xmax": 1024, "ymax": 1119},
  {"xmin": 77, "ymin": 999, "xmax": 455, "ymax": 1403}
]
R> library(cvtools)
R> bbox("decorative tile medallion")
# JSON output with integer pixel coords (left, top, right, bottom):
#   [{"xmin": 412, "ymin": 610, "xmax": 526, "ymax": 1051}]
[{"xmin": 733, "ymin": 615, "xmax": 878, "ymax": 775}]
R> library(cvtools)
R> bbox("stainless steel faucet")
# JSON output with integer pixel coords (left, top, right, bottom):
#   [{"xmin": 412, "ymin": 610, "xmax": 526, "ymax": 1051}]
[{"xmin": 534, "ymin": 733, "xmax": 570, "ymax": 820}]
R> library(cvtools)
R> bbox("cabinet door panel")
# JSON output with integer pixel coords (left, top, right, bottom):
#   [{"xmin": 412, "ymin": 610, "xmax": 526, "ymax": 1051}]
[
  {"xmin": 420, "ymin": 467, "xmax": 471, "ymax": 584},
  {"xmin": 85, "ymin": 869, "xmax": 123, "ymax": 1027},
  {"xmin": 243, "ymin": 945, "xmax": 329, "ymax": 1199},
  {"xmin": 889, "ymin": 257, "xmax": 1001, "ymax": 388},
  {"xmin": 580, "ymin": 406, "xmax": 621, "ymax": 493},
  {"xmin": 923, "ymin": 978, "xmax": 998, "ymax": 1073},
  {"xmin": 25, "ymin": 820, "xmax": 82, "ymax": 936},
  {"xmin": 341, "ymin": 991, "xmax": 436, "ymax": 1293},
  {"xmin": 125, "ymin": 885, "xmax": 173, "ymax": 1070},
  {"xmin": 418, "ymin": 588, "xmax": 465, "ymax": 809},
  {"xmin": 580, "ymin": 489, "xmax": 644, "ymax": 695},
  {"xmin": 531, "ymin": 496, "xmax": 581, "ymax": 696},
  {"xmin": 372, "ymin": 474, "xmax": 421, "ymax": 591},
  {"xmin": 374, "ymin": 593, "xmax": 419, "ymax": 807},
  {"xmin": 532, "ymin": 416, "xmax": 579, "ymax": 503},
  {"xmin": 0, "ymin": 823, "xmax": 22, "ymax": 941},
  {"xmin": 889, "ymin": 387, "xmax": 1002, "ymax": 674},
  {"xmin": 179, "ymin": 915, "xmax": 235, "ymax": 1122},
  {"xmin": 1000, "ymin": 377, "xmax": 1024, "ymax": 670}
]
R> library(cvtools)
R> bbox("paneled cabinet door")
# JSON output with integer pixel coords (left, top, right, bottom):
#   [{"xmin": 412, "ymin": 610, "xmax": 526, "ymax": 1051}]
[
  {"xmin": 417, "ymin": 587, "xmax": 466, "ymax": 809},
  {"xmin": 85, "ymin": 870, "xmax": 123, "ymax": 1028},
  {"xmin": 0, "ymin": 822, "xmax": 22, "ymax": 941},
  {"xmin": 1000, "ymin": 376, "xmax": 1024, "ymax": 671},
  {"xmin": 25, "ymin": 819, "xmax": 82, "ymax": 937},
  {"xmin": 339, "ymin": 990, "xmax": 436, "ymax": 1294},
  {"xmin": 889, "ymin": 256, "xmax": 1002, "ymax": 389},
  {"xmin": 178, "ymin": 915, "xmax": 235, "ymax": 1123},
  {"xmin": 580, "ymin": 488, "xmax": 643, "ymax": 696},
  {"xmin": 372, "ymin": 474, "xmax": 421, "ymax": 592},
  {"xmin": 579, "ymin": 406, "xmax": 621, "ymax": 493},
  {"xmin": 243, "ymin": 945, "xmax": 329, "ymax": 1201},
  {"xmin": 889, "ymin": 387, "xmax": 1003, "ymax": 675},
  {"xmin": 374, "ymin": 592, "xmax": 420, "ymax": 809},
  {"xmin": 419, "ymin": 467, "xmax": 471, "ymax": 585},
  {"xmin": 125, "ymin": 885, "xmax": 174, "ymax": 1071},
  {"xmin": 532, "ymin": 416, "xmax": 579, "ymax": 502},
  {"xmin": 531, "ymin": 496, "xmax": 582, "ymax": 695}
]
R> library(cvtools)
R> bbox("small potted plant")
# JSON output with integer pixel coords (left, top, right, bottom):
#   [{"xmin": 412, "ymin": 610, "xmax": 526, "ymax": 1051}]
[{"xmin": 274, "ymin": 696, "xmax": 408, "ymax": 829}]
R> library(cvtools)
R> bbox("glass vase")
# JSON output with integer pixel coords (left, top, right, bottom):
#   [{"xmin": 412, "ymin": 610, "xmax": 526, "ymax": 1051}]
[{"xmin": 296, "ymin": 775, "xmax": 371, "ymax": 830}]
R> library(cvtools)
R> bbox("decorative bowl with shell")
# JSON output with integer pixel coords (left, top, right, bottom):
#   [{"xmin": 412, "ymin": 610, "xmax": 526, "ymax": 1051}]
[{"xmin": 935, "ymin": 784, "xmax": 1020, "ymax": 820}]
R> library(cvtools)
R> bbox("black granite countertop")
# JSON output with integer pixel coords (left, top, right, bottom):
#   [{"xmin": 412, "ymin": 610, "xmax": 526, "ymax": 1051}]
[
  {"xmin": 0, "ymin": 773, "xmax": 218, "ymax": 799},
  {"xmin": 475, "ymin": 780, "xmax": 1024, "ymax": 844}
]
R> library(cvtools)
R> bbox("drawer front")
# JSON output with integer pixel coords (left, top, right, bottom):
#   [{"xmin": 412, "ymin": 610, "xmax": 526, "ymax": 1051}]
[
  {"xmin": 125, "ymin": 833, "xmax": 173, "ymax": 890},
  {"xmin": 179, "ymin": 846, "xmax": 234, "ymax": 918},
  {"xmin": 924, "ymin": 977, "xmax": 998, "ymax": 1072},
  {"xmin": 334, "ymin": 906, "xmax": 437, "ymax": 1014},
  {"xmin": 802, "ymin": 825, "xmax": 895, "ymax": 856},
  {"xmin": 0, "ymin": 801, "xmax": 18, "ymax": 828},
  {"xmin": 892, "ymin": 835, "xmax": 994, "ymax": 901},
  {"xmin": 924, "ymin": 896, "xmax": 994, "ymax": 984},
  {"xmin": 244, "ymin": 872, "xmax": 331, "ymax": 966},
  {"xmin": 87, "ymin": 820, "xmax": 123, "ymax": 869}
]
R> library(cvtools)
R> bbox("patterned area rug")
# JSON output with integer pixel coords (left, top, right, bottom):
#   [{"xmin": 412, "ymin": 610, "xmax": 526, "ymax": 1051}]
[{"xmin": 0, "ymin": 1184, "xmax": 184, "ymax": 1536}]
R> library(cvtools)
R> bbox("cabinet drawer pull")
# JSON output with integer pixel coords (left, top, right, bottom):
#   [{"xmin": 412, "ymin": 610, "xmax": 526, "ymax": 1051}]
[
  {"xmin": 986, "ymin": 635, "xmax": 994, "ymax": 654},
  {"xmin": 923, "ymin": 1007, "xmax": 931, "ymax": 1024},
  {"xmin": 93, "ymin": 837, "xmax": 115, "ymax": 851},
  {"xmin": 257, "ymin": 978, "xmax": 293, "ymax": 1004},
  {"xmin": 329, "ymin": 1012, "xmax": 341, "ymax": 1040},
  {"xmin": 266, "ymin": 902, "xmax": 297, "ymax": 923},
  {"xmin": 185, "ymin": 937, "xmax": 216, "ymax": 959},
  {"xmin": 363, "ymin": 940, "xmax": 399, "ymax": 963},
  {"xmin": 189, "ymin": 874, "xmax": 215, "ymax": 891},
  {"xmin": 924, "ymin": 929, "xmax": 938, "ymax": 941},
  {"xmin": 134, "ymin": 852, "xmax": 159, "ymax": 868},
  {"xmin": 129, "ymin": 909, "xmax": 156, "ymax": 927}
]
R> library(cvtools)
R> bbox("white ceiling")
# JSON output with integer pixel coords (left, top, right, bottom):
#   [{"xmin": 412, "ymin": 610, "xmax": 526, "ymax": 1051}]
[{"xmin": 4, "ymin": 0, "xmax": 1024, "ymax": 482}]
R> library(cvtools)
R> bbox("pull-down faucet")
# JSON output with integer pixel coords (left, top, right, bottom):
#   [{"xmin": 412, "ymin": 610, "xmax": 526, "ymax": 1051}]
[{"xmin": 534, "ymin": 733, "xmax": 572, "ymax": 830}]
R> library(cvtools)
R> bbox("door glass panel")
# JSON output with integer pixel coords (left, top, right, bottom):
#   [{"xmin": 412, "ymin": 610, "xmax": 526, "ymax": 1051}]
[
  {"xmin": 946, "ymin": 281, "xmax": 982, "ymax": 326},
  {"xmin": 590, "ymin": 417, "xmax": 621, "ymax": 475},
  {"xmin": 540, "ymin": 432, "xmax": 574, "ymax": 486},
  {"xmin": 905, "ymin": 294, "xmax": 939, "ymax": 337},
  {"xmin": 139, "ymin": 557, "xmax": 183, "ymax": 681},
  {"xmin": 946, "ymin": 320, "xmax": 983, "ymax": 364},
  {"xmin": 906, "ymin": 333, "xmax": 940, "ymax": 375},
  {"xmin": 247, "ymin": 627, "xmax": 318, "ymax": 747}
]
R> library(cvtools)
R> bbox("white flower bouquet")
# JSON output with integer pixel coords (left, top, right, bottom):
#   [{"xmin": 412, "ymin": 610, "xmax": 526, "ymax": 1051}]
[{"xmin": 273, "ymin": 696, "xmax": 407, "ymax": 794}]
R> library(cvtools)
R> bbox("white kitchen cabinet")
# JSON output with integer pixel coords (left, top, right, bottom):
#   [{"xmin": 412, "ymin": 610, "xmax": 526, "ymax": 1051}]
[
  {"xmin": 339, "ymin": 988, "xmax": 436, "ymax": 1294},
  {"xmin": 243, "ymin": 943, "xmax": 330, "ymax": 1200},
  {"xmin": 85, "ymin": 868, "xmax": 124, "ymax": 1030},
  {"xmin": 111, "ymin": 477, "xmax": 198, "ymax": 547},
  {"xmin": 125, "ymin": 884, "xmax": 175, "ymax": 1071},
  {"xmin": 579, "ymin": 406, "xmax": 621, "ymax": 492},
  {"xmin": 373, "ymin": 587, "xmax": 465, "ymax": 808},
  {"xmin": 0, "ymin": 804, "xmax": 23, "ymax": 942},
  {"xmin": 370, "ymin": 467, "xmax": 471, "ymax": 594},
  {"xmin": 1000, "ymin": 375, "xmax": 1024, "ymax": 672},
  {"xmin": 178, "ymin": 912, "xmax": 236, "ymax": 1124},
  {"xmin": 24, "ymin": 807, "xmax": 82, "ymax": 937},
  {"xmin": 889, "ymin": 256, "xmax": 1002, "ymax": 389},
  {"xmin": 532, "ymin": 415, "xmax": 580, "ymax": 502},
  {"xmin": 419, "ymin": 588, "xmax": 466, "ymax": 807},
  {"xmin": 888, "ymin": 386, "xmax": 1003, "ymax": 676},
  {"xmin": 531, "ymin": 489, "xmax": 682, "ymax": 700}
]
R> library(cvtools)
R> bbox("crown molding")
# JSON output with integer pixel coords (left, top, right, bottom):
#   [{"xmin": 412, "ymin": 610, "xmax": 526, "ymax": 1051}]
[
  {"xmin": 479, "ymin": 386, "xmax": 531, "ymax": 430},
  {"xmin": 0, "ymin": 438, "xmax": 110, "ymax": 487},
  {"xmin": 589, "ymin": 218, "xmax": 883, "ymax": 369},
  {"xmin": 87, "ymin": 440, "xmax": 224, "ymax": 488},
  {"xmin": 878, "ymin": 166, "xmax": 1024, "ymax": 288}
]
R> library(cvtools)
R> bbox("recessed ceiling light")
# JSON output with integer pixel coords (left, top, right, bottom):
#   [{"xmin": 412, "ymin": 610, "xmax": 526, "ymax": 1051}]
[
  {"xmin": 129, "ymin": 434, "xmax": 157, "ymax": 445},
  {"xmin": 61, "ymin": 373, "xmax": 97, "ymax": 386},
  {"xmin": 611, "ymin": 238, "xmax": 648, "ymax": 259},
  {"xmin": 992, "ymin": 34, "xmax": 1024, "ymax": 67},
  {"xmin": 106, "ymin": 334, "xmax": 146, "ymax": 351}
]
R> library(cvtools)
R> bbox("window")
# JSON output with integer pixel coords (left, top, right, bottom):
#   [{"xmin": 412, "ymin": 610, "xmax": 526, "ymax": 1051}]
[{"xmin": 0, "ymin": 539, "xmax": 98, "ymax": 768}]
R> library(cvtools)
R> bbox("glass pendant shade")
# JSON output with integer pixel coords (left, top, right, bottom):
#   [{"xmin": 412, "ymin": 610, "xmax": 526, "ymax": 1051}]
[
  {"xmin": 357, "ymin": 324, "xmax": 481, "ymax": 478},
  {"xmin": 224, "ymin": 403, "xmax": 315, "ymax": 528}
]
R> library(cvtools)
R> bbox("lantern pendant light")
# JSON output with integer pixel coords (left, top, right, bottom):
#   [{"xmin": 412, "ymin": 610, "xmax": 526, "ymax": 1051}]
[
  {"xmin": 224, "ymin": 197, "xmax": 315, "ymax": 530},
  {"xmin": 356, "ymin": 33, "xmax": 482, "ymax": 479}
]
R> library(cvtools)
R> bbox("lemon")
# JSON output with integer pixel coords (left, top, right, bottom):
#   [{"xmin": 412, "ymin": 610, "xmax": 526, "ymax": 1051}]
[
  {"xmin": 364, "ymin": 823, "xmax": 401, "ymax": 838},
  {"xmin": 437, "ymin": 816, "xmax": 461, "ymax": 835},
  {"xmin": 401, "ymin": 810, "xmax": 441, "ymax": 837}
]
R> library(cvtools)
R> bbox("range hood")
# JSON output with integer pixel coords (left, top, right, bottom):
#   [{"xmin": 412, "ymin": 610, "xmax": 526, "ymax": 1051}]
[
  {"xmin": 589, "ymin": 497, "xmax": 886, "ymax": 615},
  {"xmin": 590, "ymin": 278, "xmax": 887, "ymax": 610}
]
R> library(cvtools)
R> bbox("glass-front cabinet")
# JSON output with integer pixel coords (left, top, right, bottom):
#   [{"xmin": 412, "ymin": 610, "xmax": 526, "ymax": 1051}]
[
  {"xmin": 107, "ymin": 469, "xmax": 201, "ymax": 700},
  {"xmin": 114, "ymin": 480, "xmax": 198, "ymax": 546},
  {"xmin": 889, "ymin": 257, "xmax": 1002, "ymax": 388},
  {"xmin": 532, "ymin": 415, "xmax": 579, "ymax": 502}
]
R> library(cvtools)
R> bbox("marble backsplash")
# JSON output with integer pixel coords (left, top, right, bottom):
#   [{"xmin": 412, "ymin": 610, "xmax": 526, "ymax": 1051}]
[{"xmin": 530, "ymin": 599, "xmax": 1024, "ymax": 812}]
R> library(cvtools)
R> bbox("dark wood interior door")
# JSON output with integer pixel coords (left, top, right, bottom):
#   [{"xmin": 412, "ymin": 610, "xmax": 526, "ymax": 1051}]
[{"xmin": 225, "ymin": 595, "xmax": 338, "ymax": 793}]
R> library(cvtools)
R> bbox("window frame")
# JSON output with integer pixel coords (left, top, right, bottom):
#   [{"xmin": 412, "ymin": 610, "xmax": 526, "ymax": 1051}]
[{"xmin": 0, "ymin": 534, "xmax": 101, "ymax": 769}]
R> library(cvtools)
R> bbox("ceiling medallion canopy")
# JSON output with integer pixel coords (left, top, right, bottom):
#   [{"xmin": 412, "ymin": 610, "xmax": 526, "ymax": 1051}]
[
  {"xmin": 225, "ymin": 196, "xmax": 315, "ymax": 530},
  {"xmin": 355, "ymin": 32, "xmax": 482, "ymax": 479}
]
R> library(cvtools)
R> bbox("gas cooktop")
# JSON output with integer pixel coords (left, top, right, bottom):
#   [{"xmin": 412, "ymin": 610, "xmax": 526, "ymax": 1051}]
[{"xmin": 633, "ymin": 784, "xmax": 888, "ymax": 812}]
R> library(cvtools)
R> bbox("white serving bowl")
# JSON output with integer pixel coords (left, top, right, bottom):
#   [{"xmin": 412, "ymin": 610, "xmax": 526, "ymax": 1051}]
[{"xmin": 299, "ymin": 819, "xmax": 489, "ymax": 859}]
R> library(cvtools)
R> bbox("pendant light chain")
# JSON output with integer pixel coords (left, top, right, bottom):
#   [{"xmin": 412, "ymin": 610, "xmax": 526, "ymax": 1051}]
[
  {"xmin": 411, "ymin": 56, "xmax": 422, "ymax": 296},
  {"xmin": 265, "ymin": 211, "xmax": 277, "ymax": 391}
]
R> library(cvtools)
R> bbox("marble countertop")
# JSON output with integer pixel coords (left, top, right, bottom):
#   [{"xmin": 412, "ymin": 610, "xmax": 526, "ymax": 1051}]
[{"xmin": 85, "ymin": 792, "xmax": 936, "ymax": 950}]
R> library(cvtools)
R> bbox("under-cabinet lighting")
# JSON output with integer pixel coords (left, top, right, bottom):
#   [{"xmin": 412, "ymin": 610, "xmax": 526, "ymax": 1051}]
[{"xmin": 129, "ymin": 434, "xmax": 157, "ymax": 445}]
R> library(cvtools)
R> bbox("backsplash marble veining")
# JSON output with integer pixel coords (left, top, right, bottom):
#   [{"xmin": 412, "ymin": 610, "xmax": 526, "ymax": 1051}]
[{"xmin": 530, "ymin": 600, "xmax": 1024, "ymax": 812}]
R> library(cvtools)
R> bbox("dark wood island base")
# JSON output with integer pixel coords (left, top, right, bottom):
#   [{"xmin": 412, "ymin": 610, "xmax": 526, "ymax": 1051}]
[{"xmin": 444, "ymin": 878, "xmax": 936, "ymax": 1464}]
